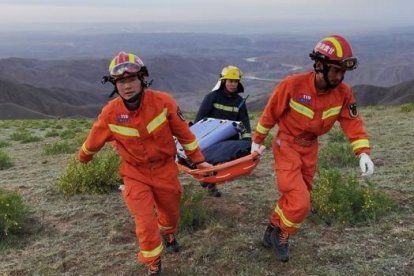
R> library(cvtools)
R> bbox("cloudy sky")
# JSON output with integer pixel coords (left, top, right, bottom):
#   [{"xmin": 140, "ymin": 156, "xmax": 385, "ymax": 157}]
[{"xmin": 0, "ymin": 0, "xmax": 412, "ymax": 32}]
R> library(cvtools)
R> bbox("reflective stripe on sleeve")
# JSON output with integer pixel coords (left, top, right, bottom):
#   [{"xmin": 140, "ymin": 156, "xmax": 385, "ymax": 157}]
[
  {"xmin": 256, "ymin": 123, "xmax": 270, "ymax": 135},
  {"xmin": 351, "ymin": 139, "xmax": 370, "ymax": 151},
  {"xmin": 182, "ymin": 140, "xmax": 199, "ymax": 151},
  {"xmin": 81, "ymin": 143, "xmax": 96, "ymax": 155},
  {"xmin": 241, "ymin": 133, "xmax": 252, "ymax": 139}
]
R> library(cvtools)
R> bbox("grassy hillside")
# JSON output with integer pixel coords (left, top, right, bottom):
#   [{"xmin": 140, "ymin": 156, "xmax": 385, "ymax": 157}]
[{"xmin": 0, "ymin": 106, "xmax": 413, "ymax": 275}]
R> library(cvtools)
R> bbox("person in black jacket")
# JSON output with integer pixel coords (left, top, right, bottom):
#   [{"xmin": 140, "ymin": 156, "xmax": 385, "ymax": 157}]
[{"xmin": 195, "ymin": 65, "xmax": 252, "ymax": 197}]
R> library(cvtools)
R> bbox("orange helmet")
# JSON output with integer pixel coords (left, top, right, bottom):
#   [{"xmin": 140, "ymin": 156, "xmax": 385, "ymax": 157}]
[
  {"xmin": 310, "ymin": 35, "xmax": 358, "ymax": 70},
  {"xmin": 108, "ymin": 51, "xmax": 149, "ymax": 79}
]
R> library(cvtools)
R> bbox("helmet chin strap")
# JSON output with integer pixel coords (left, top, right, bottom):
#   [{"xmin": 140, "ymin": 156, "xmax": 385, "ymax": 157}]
[
  {"xmin": 123, "ymin": 92, "xmax": 140, "ymax": 103},
  {"xmin": 121, "ymin": 91, "xmax": 143, "ymax": 111},
  {"xmin": 315, "ymin": 62, "xmax": 343, "ymax": 91}
]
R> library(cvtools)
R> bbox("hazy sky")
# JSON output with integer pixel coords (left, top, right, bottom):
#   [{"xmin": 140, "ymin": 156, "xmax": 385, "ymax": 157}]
[{"xmin": 0, "ymin": 0, "xmax": 412, "ymax": 32}]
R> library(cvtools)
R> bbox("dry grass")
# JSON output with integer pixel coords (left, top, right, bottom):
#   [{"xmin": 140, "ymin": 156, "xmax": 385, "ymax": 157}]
[{"xmin": 0, "ymin": 107, "xmax": 413, "ymax": 275}]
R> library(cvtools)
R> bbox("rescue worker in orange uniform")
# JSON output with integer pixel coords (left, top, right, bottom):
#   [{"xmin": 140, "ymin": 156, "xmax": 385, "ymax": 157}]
[
  {"xmin": 251, "ymin": 35, "xmax": 375, "ymax": 262},
  {"xmin": 78, "ymin": 52, "xmax": 211, "ymax": 275}
]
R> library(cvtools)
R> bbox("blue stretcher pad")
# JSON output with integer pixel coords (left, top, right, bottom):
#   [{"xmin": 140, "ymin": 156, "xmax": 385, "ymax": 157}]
[{"xmin": 176, "ymin": 118, "xmax": 244, "ymax": 159}]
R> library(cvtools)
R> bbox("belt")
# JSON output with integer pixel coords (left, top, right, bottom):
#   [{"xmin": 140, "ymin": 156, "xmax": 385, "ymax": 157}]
[
  {"xmin": 278, "ymin": 132, "xmax": 317, "ymax": 147},
  {"xmin": 125, "ymin": 157, "xmax": 173, "ymax": 168}
]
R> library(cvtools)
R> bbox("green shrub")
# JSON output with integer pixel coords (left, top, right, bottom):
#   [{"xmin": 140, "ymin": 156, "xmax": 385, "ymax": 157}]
[
  {"xmin": 72, "ymin": 131, "xmax": 89, "ymax": 146},
  {"xmin": 180, "ymin": 183, "xmax": 208, "ymax": 232},
  {"xmin": 0, "ymin": 140, "xmax": 10, "ymax": 148},
  {"xmin": 400, "ymin": 103, "xmax": 414, "ymax": 113},
  {"xmin": 44, "ymin": 129, "xmax": 60, "ymax": 138},
  {"xmin": 56, "ymin": 150, "xmax": 121, "ymax": 195},
  {"xmin": 0, "ymin": 150, "xmax": 13, "ymax": 170},
  {"xmin": 327, "ymin": 126, "xmax": 347, "ymax": 143},
  {"xmin": 318, "ymin": 142, "xmax": 357, "ymax": 169},
  {"xmin": 0, "ymin": 188, "xmax": 29, "ymax": 236},
  {"xmin": 39, "ymin": 121, "xmax": 51, "ymax": 129},
  {"xmin": 9, "ymin": 129, "xmax": 41, "ymax": 143},
  {"xmin": 43, "ymin": 141, "xmax": 75, "ymax": 155},
  {"xmin": 311, "ymin": 169, "xmax": 395, "ymax": 225},
  {"xmin": 59, "ymin": 129, "xmax": 77, "ymax": 139}
]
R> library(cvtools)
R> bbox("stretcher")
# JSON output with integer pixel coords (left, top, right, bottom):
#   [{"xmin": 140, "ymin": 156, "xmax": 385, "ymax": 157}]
[
  {"xmin": 176, "ymin": 151, "xmax": 261, "ymax": 184},
  {"xmin": 176, "ymin": 118, "xmax": 263, "ymax": 184}
]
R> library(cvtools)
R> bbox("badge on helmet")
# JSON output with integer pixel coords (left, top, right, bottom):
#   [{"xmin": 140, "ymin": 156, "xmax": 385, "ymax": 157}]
[{"xmin": 309, "ymin": 35, "xmax": 358, "ymax": 71}]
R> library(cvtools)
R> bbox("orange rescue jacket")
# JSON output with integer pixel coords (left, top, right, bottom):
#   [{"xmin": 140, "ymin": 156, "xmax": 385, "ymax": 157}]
[
  {"xmin": 253, "ymin": 72, "xmax": 370, "ymax": 155},
  {"xmin": 79, "ymin": 89, "xmax": 205, "ymax": 164}
]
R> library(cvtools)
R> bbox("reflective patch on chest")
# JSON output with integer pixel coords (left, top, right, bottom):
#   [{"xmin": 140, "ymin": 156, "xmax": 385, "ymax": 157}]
[
  {"xmin": 297, "ymin": 94, "xmax": 312, "ymax": 104},
  {"xmin": 349, "ymin": 103, "xmax": 358, "ymax": 118},
  {"xmin": 116, "ymin": 114, "xmax": 129, "ymax": 123}
]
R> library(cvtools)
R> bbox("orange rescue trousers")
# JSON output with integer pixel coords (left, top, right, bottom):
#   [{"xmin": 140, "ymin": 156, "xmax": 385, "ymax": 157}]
[
  {"xmin": 121, "ymin": 159, "xmax": 181, "ymax": 265},
  {"xmin": 270, "ymin": 134, "xmax": 318, "ymax": 234}
]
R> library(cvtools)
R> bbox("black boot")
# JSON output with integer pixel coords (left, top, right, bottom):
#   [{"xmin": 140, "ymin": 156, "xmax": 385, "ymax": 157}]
[
  {"xmin": 200, "ymin": 182, "xmax": 208, "ymax": 188},
  {"xmin": 162, "ymin": 233, "xmax": 180, "ymax": 253},
  {"xmin": 147, "ymin": 258, "xmax": 161, "ymax": 275},
  {"xmin": 270, "ymin": 226, "xmax": 290, "ymax": 262},
  {"xmin": 207, "ymin": 184, "xmax": 221, "ymax": 197},
  {"xmin": 262, "ymin": 224, "xmax": 275, "ymax": 248}
]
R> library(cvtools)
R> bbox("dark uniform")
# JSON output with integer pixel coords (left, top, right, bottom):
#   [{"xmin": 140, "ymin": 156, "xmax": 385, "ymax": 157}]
[{"xmin": 195, "ymin": 87, "xmax": 252, "ymax": 140}]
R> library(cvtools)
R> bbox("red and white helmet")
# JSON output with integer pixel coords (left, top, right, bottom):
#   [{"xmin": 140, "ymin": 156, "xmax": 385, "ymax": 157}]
[
  {"xmin": 310, "ymin": 35, "xmax": 358, "ymax": 70},
  {"xmin": 108, "ymin": 52, "xmax": 149, "ymax": 79}
]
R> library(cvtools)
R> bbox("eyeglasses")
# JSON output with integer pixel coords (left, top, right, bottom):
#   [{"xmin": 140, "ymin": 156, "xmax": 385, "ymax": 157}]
[
  {"xmin": 110, "ymin": 62, "xmax": 142, "ymax": 78},
  {"xmin": 328, "ymin": 57, "xmax": 358, "ymax": 71}
]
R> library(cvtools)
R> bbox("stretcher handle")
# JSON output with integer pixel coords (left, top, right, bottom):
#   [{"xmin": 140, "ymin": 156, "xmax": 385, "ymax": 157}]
[{"xmin": 179, "ymin": 152, "xmax": 260, "ymax": 175}]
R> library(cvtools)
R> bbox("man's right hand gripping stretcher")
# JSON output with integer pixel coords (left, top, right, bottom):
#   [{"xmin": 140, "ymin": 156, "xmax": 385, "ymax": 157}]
[{"xmin": 250, "ymin": 142, "xmax": 265, "ymax": 155}]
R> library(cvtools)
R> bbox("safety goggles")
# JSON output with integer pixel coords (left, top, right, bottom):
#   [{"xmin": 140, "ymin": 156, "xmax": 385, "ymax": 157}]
[
  {"xmin": 110, "ymin": 62, "xmax": 142, "ymax": 78},
  {"xmin": 328, "ymin": 57, "xmax": 358, "ymax": 71}
]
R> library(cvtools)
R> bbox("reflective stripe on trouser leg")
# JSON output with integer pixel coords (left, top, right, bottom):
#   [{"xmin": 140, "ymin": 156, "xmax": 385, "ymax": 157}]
[
  {"xmin": 122, "ymin": 177, "xmax": 163, "ymax": 265},
  {"xmin": 270, "ymin": 138, "xmax": 318, "ymax": 234}
]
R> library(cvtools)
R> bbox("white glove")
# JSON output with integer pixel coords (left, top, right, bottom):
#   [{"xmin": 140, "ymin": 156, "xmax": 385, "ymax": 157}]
[
  {"xmin": 251, "ymin": 142, "xmax": 265, "ymax": 155},
  {"xmin": 359, "ymin": 153, "xmax": 374, "ymax": 177}
]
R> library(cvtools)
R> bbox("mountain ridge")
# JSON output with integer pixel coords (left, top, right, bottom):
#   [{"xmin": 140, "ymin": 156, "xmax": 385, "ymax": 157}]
[{"xmin": 1, "ymin": 76, "xmax": 413, "ymax": 119}]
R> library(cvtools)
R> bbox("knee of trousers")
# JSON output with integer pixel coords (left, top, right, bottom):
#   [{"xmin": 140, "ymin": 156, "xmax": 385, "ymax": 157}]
[
  {"xmin": 279, "ymin": 191, "xmax": 311, "ymax": 222},
  {"xmin": 134, "ymin": 213, "xmax": 159, "ymax": 236},
  {"xmin": 294, "ymin": 200, "xmax": 311, "ymax": 220}
]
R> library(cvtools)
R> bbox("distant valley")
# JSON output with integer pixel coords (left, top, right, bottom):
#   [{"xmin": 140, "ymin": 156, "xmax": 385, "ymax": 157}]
[{"xmin": 0, "ymin": 30, "xmax": 413, "ymax": 119}]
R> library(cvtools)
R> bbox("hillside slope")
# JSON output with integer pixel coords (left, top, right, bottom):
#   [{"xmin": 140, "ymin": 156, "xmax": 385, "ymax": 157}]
[
  {"xmin": 0, "ymin": 106, "xmax": 412, "ymax": 275},
  {"xmin": 353, "ymin": 79, "xmax": 414, "ymax": 105},
  {"xmin": 0, "ymin": 78, "xmax": 103, "ymax": 118}
]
